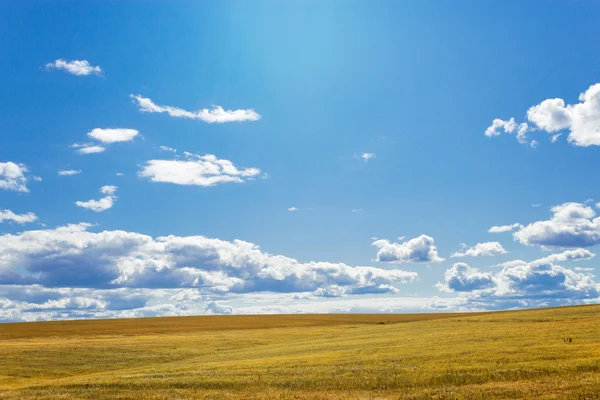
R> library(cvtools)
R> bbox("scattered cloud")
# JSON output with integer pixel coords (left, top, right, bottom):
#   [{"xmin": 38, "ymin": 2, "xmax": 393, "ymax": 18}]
[
  {"xmin": 87, "ymin": 128, "xmax": 139, "ymax": 144},
  {"xmin": 0, "ymin": 162, "xmax": 29, "ymax": 192},
  {"xmin": 130, "ymin": 94, "xmax": 261, "ymax": 123},
  {"xmin": 486, "ymin": 83, "xmax": 600, "ymax": 147},
  {"xmin": 488, "ymin": 223, "xmax": 522, "ymax": 233},
  {"xmin": 57, "ymin": 169, "xmax": 81, "ymax": 176},
  {"xmin": 139, "ymin": 152, "xmax": 262, "ymax": 187},
  {"xmin": 75, "ymin": 186, "xmax": 118, "ymax": 212},
  {"xmin": 451, "ymin": 242, "xmax": 507, "ymax": 258},
  {"xmin": 0, "ymin": 210, "xmax": 38, "ymax": 224},
  {"xmin": 45, "ymin": 59, "xmax": 102, "ymax": 76},
  {"xmin": 71, "ymin": 144, "xmax": 106, "ymax": 154},
  {"xmin": 360, "ymin": 153, "xmax": 375, "ymax": 162},
  {"xmin": 288, "ymin": 207, "xmax": 299, "ymax": 212},
  {"xmin": 372, "ymin": 235, "xmax": 444, "ymax": 264},
  {"xmin": 514, "ymin": 202, "xmax": 600, "ymax": 248},
  {"xmin": 484, "ymin": 118, "xmax": 532, "ymax": 146},
  {"xmin": 159, "ymin": 145, "xmax": 177, "ymax": 153},
  {"xmin": 352, "ymin": 209, "xmax": 363, "ymax": 213},
  {"xmin": 436, "ymin": 250, "xmax": 600, "ymax": 309}
]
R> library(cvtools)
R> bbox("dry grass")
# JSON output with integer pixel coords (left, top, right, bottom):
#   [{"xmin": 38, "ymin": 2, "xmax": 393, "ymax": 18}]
[{"xmin": 1, "ymin": 305, "xmax": 600, "ymax": 399}]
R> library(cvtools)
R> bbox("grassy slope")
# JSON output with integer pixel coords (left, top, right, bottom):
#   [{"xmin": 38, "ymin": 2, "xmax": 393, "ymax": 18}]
[{"xmin": 1, "ymin": 305, "xmax": 599, "ymax": 399}]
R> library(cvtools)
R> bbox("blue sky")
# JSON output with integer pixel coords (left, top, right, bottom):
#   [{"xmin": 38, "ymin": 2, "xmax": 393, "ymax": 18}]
[{"xmin": 2, "ymin": 1, "xmax": 600, "ymax": 321}]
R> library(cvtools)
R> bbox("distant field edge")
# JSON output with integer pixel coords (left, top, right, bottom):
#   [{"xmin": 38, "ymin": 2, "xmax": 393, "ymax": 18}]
[
  {"xmin": 0, "ymin": 311, "xmax": 494, "ymax": 340},
  {"xmin": 2, "ymin": 303, "xmax": 599, "ymax": 340}
]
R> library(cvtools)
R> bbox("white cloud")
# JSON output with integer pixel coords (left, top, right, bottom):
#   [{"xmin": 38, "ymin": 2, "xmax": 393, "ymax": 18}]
[
  {"xmin": 527, "ymin": 98, "xmax": 571, "ymax": 133},
  {"xmin": 436, "ymin": 250, "xmax": 600, "ymax": 308},
  {"xmin": 488, "ymin": 223, "xmax": 522, "ymax": 233},
  {"xmin": 451, "ymin": 242, "xmax": 507, "ymax": 258},
  {"xmin": 87, "ymin": 128, "xmax": 139, "ymax": 144},
  {"xmin": 288, "ymin": 207, "xmax": 299, "ymax": 212},
  {"xmin": 497, "ymin": 249, "xmax": 596, "ymax": 269},
  {"xmin": 372, "ymin": 235, "xmax": 444, "ymax": 264},
  {"xmin": 0, "ymin": 224, "xmax": 418, "ymax": 298},
  {"xmin": 45, "ymin": 59, "xmax": 102, "ymax": 76},
  {"xmin": 139, "ymin": 152, "xmax": 262, "ymax": 187},
  {"xmin": 75, "ymin": 186, "xmax": 118, "ymax": 212},
  {"xmin": 435, "ymin": 263, "xmax": 496, "ymax": 292},
  {"xmin": 488, "ymin": 83, "xmax": 600, "ymax": 147},
  {"xmin": 514, "ymin": 202, "xmax": 600, "ymax": 248},
  {"xmin": 0, "ymin": 162, "xmax": 29, "ymax": 192},
  {"xmin": 116, "ymin": 172, "xmax": 124, "ymax": 177},
  {"xmin": 0, "ymin": 210, "xmax": 38, "ymax": 224},
  {"xmin": 485, "ymin": 118, "xmax": 517, "ymax": 137},
  {"xmin": 130, "ymin": 94, "xmax": 261, "ymax": 123},
  {"xmin": 361, "ymin": 153, "xmax": 375, "ymax": 162},
  {"xmin": 352, "ymin": 209, "xmax": 363, "ymax": 213},
  {"xmin": 484, "ymin": 119, "xmax": 532, "ymax": 145},
  {"xmin": 57, "ymin": 169, "xmax": 81, "ymax": 176},
  {"xmin": 71, "ymin": 144, "xmax": 106, "ymax": 154},
  {"xmin": 204, "ymin": 301, "xmax": 233, "ymax": 315},
  {"xmin": 159, "ymin": 146, "xmax": 177, "ymax": 153}
]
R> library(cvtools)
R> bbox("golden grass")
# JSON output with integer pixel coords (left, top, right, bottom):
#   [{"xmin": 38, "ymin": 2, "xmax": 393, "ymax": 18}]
[{"xmin": 1, "ymin": 305, "xmax": 600, "ymax": 399}]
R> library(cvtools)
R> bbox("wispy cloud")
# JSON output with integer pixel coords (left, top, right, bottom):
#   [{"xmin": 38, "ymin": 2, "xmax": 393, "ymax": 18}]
[
  {"xmin": 130, "ymin": 94, "xmax": 261, "ymax": 123},
  {"xmin": 57, "ymin": 169, "xmax": 81, "ymax": 176},
  {"xmin": 71, "ymin": 144, "xmax": 106, "ymax": 154},
  {"xmin": 159, "ymin": 145, "xmax": 177, "ymax": 153},
  {"xmin": 360, "ymin": 153, "xmax": 376, "ymax": 162}
]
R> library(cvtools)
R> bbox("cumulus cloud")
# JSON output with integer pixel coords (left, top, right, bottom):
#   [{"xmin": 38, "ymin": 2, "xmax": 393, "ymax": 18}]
[
  {"xmin": 513, "ymin": 202, "xmax": 600, "ymax": 248},
  {"xmin": 361, "ymin": 153, "xmax": 375, "ymax": 162},
  {"xmin": 488, "ymin": 223, "xmax": 523, "ymax": 233},
  {"xmin": 130, "ymin": 94, "xmax": 261, "ymax": 123},
  {"xmin": 487, "ymin": 83, "xmax": 600, "ymax": 147},
  {"xmin": 436, "ymin": 263, "xmax": 496, "ymax": 292},
  {"xmin": 58, "ymin": 169, "xmax": 81, "ymax": 176},
  {"xmin": 288, "ymin": 207, "xmax": 299, "ymax": 212},
  {"xmin": 484, "ymin": 118, "xmax": 532, "ymax": 146},
  {"xmin": 0, "ymin": 162, "xmax": 29, "ymax": 192},
  {"xmin": 71, "ymin": 144, "xmax": 106, "ymax": 154},
  {"xmin": 0, "ymin": 224, "xmax": 418, "ymax": 299},
  {"xmin": 0, "ymin": 210, "xmax": 38, "ymax": 224},
  {"xmin": 451, "ymin": 242, "xmax": 507, "ymax": 258},
  {"xmin": 372, "ymin": 235, "xmax": 444, "ymax": 264},
  {"xmin": 436, "ymin": 250, "xmax": 600, "ymax": 309},
  {"xmin": 204, "ymin": 301, "xmax": 233, "ymax": 315},
  {"xmin": 45, "ymin": 59, "xmax": 102, "ymax": 76},
  {"xmin": 87, "ymin": 128, "xmax": 139, "ymax": 144},
  {"xmin": 139, "ymin": 152, "xmax": 262, "ymax": 187},
  {"xmin": 75, "ymin": 186, "xmax": 118, "ymax": 212}
]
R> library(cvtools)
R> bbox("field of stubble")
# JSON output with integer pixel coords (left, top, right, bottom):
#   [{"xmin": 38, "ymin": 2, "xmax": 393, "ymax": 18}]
[{"xmin": 1, "ymin": 306, "xmax": 599, "ymax": 399}]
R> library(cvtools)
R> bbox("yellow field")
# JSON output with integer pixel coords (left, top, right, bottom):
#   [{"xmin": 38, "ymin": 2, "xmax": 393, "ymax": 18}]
[{"xmin": 1, "ymin": 305, "xmax": 600, "ymax": 399}]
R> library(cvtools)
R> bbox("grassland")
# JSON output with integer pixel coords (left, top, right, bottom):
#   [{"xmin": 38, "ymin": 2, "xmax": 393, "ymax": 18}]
[{"xmin": 1, "ymin": 305, "xmax": 600, "ymax": 399}]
